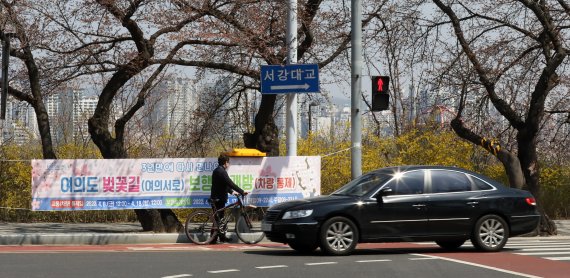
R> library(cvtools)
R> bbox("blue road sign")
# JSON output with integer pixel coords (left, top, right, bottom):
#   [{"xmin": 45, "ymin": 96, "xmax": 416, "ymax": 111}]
[{"xmin": 260, "ymin": 64, "xmax": 319, "ymax": 94}]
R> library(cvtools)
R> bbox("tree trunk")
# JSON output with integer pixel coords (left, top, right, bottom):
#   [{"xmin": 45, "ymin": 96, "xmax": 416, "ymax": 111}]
[
  {"xmin": 135, "ymin": 209, "xmax": 182, "ymax": 233},
  {"xmin": 495, "ymin": 150, "xmax": 524, "ymax": 189},
  {"xmin": 450, "ymin": 118, "xmax": 556, "ymax": 234},
  {"xmin": 451, "ymin": 118, "xmax": 525, "ymax": 188},
  {"xmin": 517, "ymin": 131, "xmax": 557, "ymax": 235},
  {"xmin": 88, "ymin": 67, "xmax": 182, "ymax": 233},
  {"xmin": 243, "ymin": 94, "xmax": 279, "ymax": 156}
]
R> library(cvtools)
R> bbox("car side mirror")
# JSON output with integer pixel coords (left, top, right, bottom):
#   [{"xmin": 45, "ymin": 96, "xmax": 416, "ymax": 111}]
[
  {"xmin": 375, "ymin": 187, "xmax": 393, "ymax": 203},
  {"xmin": 380, "ymin": 187, "xmax": 393, "ymax": 196}
]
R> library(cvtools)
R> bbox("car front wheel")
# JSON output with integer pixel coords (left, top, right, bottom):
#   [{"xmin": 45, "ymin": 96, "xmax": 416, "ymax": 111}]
[
  {"xmin": 471, "ymin": 214, "xmax": 509, "ymax": 252},
  {"xmin": 319, "ymin": 216, "xmax": 358, "ymax": 256}
]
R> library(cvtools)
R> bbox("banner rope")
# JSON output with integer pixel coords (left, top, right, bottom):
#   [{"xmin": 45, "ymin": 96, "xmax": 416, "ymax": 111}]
[{"xmin": 321, "ymin": 146, "xmax": 353, "ymax": 157}]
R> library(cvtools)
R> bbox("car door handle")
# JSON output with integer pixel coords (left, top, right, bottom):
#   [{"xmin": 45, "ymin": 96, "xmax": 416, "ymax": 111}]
[
  {"xmin": 412, "ymin": 204, "xmax": 426, "ymax": 208},
  {"xmin": 466, "ymin": 201, "xmax": 479, "ymax": 205}
]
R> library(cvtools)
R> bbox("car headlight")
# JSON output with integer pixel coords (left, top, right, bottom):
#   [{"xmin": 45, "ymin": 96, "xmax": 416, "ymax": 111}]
[{"xmin": 282, "ymin": 209, "xmax": 313, "ymax": 219}]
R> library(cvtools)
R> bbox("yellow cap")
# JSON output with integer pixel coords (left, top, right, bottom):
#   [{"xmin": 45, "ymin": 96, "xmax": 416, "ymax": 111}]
[{"xmin": 225, "ymin": 148, "xmax": 266, "ymax": 157}]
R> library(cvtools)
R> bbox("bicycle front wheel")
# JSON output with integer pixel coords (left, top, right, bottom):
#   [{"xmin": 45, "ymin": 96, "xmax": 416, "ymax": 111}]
[
  {"xmin": 185, "ymin": 210, "xmax": 217, "ymax": 245},
  {"xmin": 235, "ymin": 209, "xmax": 265, "ymax": 244}
]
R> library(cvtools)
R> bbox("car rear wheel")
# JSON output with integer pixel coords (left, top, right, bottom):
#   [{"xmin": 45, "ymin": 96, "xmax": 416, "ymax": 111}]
[
  {"xmin": 289, "ymin": 242, "xmax": 319, "ymax": 254},
  {"xmin": 471, "ymin": 214, "xmax": 509, "ymax": 252},
  {"xmin": 319, "ymin": 216, "xmax": 358, "ymax": 256},
  {"xmin": 435, "ymin": 239, "xmax": 466, "ymax": 250}
]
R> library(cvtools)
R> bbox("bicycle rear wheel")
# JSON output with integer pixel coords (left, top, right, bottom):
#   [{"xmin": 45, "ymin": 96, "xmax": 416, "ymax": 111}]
[
  {"xmin": 235, "ymin": 209, "xmax": 265, "ymax": 244},
  {"xmin": 185, "ymin": 210, "xmax": 217, "ymax": 244}
]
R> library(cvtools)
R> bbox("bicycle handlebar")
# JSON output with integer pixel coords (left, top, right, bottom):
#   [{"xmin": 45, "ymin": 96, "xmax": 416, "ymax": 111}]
[{"xmin": 232, "ymin": 192, "xmax": 251, "ymax": 207}]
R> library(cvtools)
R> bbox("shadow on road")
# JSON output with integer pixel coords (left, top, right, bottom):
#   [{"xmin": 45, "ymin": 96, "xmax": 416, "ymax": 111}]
[{"xmin": 245, "ymin": 245, "xmax": 487, "ymax": 257}]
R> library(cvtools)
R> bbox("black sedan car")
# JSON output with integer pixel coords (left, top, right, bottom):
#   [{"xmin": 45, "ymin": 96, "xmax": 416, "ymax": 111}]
[{"xmin": 262, "ymin": 165, "xmax": 540, "ymax": 255}]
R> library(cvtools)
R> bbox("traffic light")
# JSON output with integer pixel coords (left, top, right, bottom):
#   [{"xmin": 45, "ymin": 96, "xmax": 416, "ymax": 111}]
[{"xmin": 371, "ymin": 76, "xmax": 389, "ymax": 111}]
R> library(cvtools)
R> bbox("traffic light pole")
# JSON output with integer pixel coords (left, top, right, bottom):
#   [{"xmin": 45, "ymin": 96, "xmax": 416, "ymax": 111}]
[
  {"xmin": 286, "ymin": 0, "xmax": 298, "ymax": 156},
  {"xmin": 350, "ymin": 0, "xmax": 362, "ymax": 179}
]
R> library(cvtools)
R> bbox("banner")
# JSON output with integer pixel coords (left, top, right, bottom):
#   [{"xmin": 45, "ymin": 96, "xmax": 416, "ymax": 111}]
[{"xmin": 31, "ymin": 156, "xmax": 320, "ymax": 211}]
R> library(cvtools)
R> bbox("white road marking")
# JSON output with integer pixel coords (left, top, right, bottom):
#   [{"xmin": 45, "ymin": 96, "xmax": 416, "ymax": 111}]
[
  {"xmin": 305, "ymin": 262, "xmax": 338, "ymax": 266},
  {"xmin": 128, "ymin": 247, "xmax": 155, "ymax": 250},
  {"xmin": 355, "ymin": 259, "xmax": 391, "ymax": 263},
  {"xmin": 229, "ymin": 246, "xmax": 267, "ymax": 250},
  {"xmin": 518, "ymin": 247, "xmax": 570, "ymax": 251},
  {"xmin": 411, "ymin": 254, "xmax": 541, "ymax": 278},
  {"xmin": 507, "ymin": 239, "xmax": 563, "ymax": 242},
  {"xmin": 207, "ymin": 269, "xmax": 240, "ymax": 273},
  {"xmin": 507, "ymin": 238, "xmax": 570, "ymax": 261},
  {"xmin": 408, "ymin": 257, "xmax": 438, "ymax": 260},
  {"xmin": 255, "ymin": 265, "xmax": 288, "ymax": 269},
  {"xmin": 546, "ymin": 257, "xmax": 570, "ymax": 261},
  {"xmin": 514, "ymin": 251, "xmax": 570, "ymax": 255},
  {"xmin": 128, "ymin": 246, "xmax": 210, "ymax": 251},
  {"xmin": 161, "ymin": 275, "xmax": 192, "ymax": 278},
  {"xmin": 507, "ymin": 243, "xmax": 570, "ymax": 247}
]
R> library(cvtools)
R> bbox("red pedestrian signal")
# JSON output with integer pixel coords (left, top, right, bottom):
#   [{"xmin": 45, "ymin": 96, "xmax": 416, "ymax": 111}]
[
  {"xmin": 372, "ymin": 76, "xmax": 389, "ymax": 93},
  {"xmin": 371, "ymin": 76, "xmax": 389, "ymax": 111}
]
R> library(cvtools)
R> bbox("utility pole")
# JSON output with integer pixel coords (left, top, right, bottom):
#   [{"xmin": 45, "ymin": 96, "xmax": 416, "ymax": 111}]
[
  {"xmin": 286, "ymin": 0, "xmax": 298, "ymax": 156},
  {"xmin": 350, "ymin": 0, "xmax": 362, "ymax": 179}
]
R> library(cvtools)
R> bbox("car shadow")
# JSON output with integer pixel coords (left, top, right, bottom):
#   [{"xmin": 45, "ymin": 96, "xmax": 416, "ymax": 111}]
[{"xmin": 244, "ymin": 244, "xmax": 487, "ymax": 257}]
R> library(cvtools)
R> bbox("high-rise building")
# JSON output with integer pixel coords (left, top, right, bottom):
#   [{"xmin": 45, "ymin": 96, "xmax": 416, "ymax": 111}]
[
  {"xmin": 1, "ymin": 96, "xmax": 38, "ymax": 145},
  {"xmin": 200, "ymin": 76, "xmax": 260, "ymax": 146},
  {"xmin": 45, "ymin": 88, "xmax": 97, "ymax": 143},
  {"xmin": 72, "ymin": 95, "xmax": 98, "ymax": 141},
  {"xmin": 146, "ymin": 78, "xmax": 199, "ymax": 137}
]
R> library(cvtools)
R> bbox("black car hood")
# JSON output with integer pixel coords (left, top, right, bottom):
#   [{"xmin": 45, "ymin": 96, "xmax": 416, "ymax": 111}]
[{"xmin": 268, "ymin": 195, "xmax": 355, "ymax": 211}]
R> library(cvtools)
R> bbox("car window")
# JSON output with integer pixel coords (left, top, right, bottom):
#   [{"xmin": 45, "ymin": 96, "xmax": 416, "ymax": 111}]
[
  {"xmin": 468, "ymin": 175, "xmax": 493, "ymax": 190},
  {"xmin": 382, "ymin": 170, "xmax": 425, "ymax": 195},
  {"xmin": 332, "ymin": 173, "xmax": 389, "ymax": 197},
  {"xmin": 431, "ymin": 170, "xmax": 472, "ymax": 193}
]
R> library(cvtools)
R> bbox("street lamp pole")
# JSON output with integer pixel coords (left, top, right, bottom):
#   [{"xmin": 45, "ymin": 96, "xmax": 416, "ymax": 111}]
[
  {"xmin": 350, "ymin": 0, "xmax": 363, "ymax": 179},
  {"xmin": 286, "ymin": 0, "xmax": 298, "ymax": 156}
]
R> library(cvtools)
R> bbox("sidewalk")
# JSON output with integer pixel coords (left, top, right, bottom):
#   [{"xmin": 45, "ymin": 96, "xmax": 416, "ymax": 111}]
[{"xmin": 1, "ymin": 220, "xmax": 568, "ymax": 245}]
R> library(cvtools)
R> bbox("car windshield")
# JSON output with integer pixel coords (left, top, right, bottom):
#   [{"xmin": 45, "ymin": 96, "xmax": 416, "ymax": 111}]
[{"xmin": 332, "ymin": 173, "xmax": 392, "ymax": 196}]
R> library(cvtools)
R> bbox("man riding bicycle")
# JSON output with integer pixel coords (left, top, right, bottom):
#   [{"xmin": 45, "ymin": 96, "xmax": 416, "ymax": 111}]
[{"xmin": 210, "ymin": 154, "xmax": 247, "ymax": 243}]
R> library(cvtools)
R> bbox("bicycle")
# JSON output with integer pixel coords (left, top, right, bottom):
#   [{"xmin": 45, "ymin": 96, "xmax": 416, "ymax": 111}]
[{"xmin": 184, "ymin": 193, "xmax": 266, "ymax": 244}]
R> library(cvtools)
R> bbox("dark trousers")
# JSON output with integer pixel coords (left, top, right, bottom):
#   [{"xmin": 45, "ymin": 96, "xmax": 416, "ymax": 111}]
[
  {"xmin": 213, "ymin": 199, "xmax": 227, "ymax": 241},
  {"xmin": 213, "ymin": 199, "xmax": 226, "ymax": 223}
]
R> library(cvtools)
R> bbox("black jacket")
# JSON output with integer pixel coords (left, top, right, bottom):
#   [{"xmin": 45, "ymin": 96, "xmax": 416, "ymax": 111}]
[{"xmin": 210, "ymin": 165, "xmax": 244, "ymax": 202}]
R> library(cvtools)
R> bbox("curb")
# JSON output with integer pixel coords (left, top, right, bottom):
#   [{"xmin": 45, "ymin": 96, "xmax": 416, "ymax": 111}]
[
  {"xmin": 0, "ymin": 233, "xmax": 189, "ymax": 245},
  {"xmin": 1, "ymin": 234, "xmax": 569, "ymax": 246},
  {"xmin": 0, "ymin": 232, "xmax": 265, "ymax": 245}
]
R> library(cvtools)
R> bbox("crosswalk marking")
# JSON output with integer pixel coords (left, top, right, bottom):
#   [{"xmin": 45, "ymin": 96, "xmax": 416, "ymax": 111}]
[
  {"xmin": 546, "ymin": 257, "xmax": 570, "ymax": 261},
  {"xmin": 505, "ymin": 243, "xmax": 570, "ymax": 246},
  {"xmin": 514, "ymin": 251, "xmax": 570, "ymax": 255},
  {"xmin": 506, "ymin": 238, "xmax": 570, "ymax": 262},
  {"xmin": 516, "ymin": 247, "xmax": 570, "ymax": 251}
]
